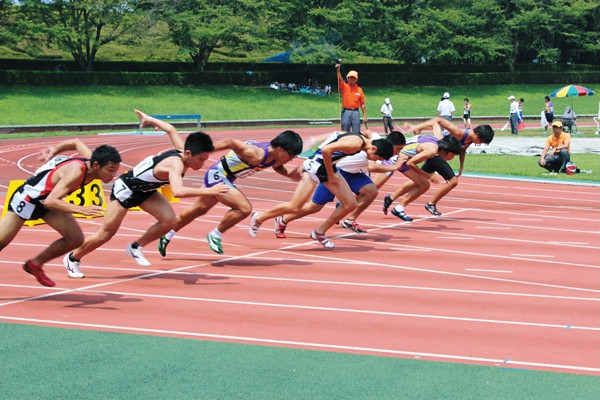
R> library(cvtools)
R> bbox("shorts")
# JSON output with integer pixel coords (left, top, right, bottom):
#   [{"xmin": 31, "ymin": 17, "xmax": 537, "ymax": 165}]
[
  {"xmin": 110, "ymin": 177, "xmax": 157, "ymax": 209},
  {"xmin": 545, "ymin": 112, "xmax": 554, "ymax": 123},
  {"xmin": 203, "ymin": 165, "xmax": 236, "ymax": 189},
  {"xmin": 312, "ymin": 170, "xmax": 372, "ymax": 205},
  {"xmin": 421, "ymin": 155, "xmax": 455, "ymax": 181},
  {"xmin": 8, "ymin": 186, "xmax": 48, "ymax": 220},
  {"xmin": 303, "ymin": 158, "xmax": 337, "ymax": 183}
]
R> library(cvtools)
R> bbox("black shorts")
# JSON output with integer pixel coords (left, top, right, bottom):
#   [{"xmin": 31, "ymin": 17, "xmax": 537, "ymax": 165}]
[
  {"xmin": 421, "ymin": 155, "xmax": 455, "ymax": 181},
  {"xmin": 110, "ymin": 176, "xmax": 158, "ymax": 209}
]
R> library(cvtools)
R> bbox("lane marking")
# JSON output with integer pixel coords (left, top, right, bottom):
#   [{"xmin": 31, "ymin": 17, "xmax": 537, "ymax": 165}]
[
  {"xmin": 466, "ymin": 269, "xmax": 512, "ymax": 274},
  {"xmin": 1, "ymin": 316, "xmax": 598, "ymax": 374}
]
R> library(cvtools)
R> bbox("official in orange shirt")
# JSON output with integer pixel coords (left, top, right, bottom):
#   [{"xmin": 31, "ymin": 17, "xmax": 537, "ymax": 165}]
[
  {"xmin": 538, "ymin": 120, "xmax": 571, "ymax": 173},
  {"xmin": 336, "ymin": 63, "xmax": 367, "ymax": 133}
]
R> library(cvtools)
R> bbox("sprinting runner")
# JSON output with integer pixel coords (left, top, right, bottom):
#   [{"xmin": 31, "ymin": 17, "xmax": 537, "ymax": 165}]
[
  {"xmin": 249, "ymin": 131, "xmax": 393, "ymax": 248},
  {"xmin": 375, "ymin": 124, "xmax": 461, "ymax": 221},
  {"xmin": 402, "ymin": 117, "xmax": 494, "ymax": 216},
  {"xmin": 158, "ymin": 130, "xmax": 303, "ymax": 255},
  {"xmin": 0, "ymin": 139, "xmax": 121, "ymax": 286},
  {"xmin": 62, "ymin": 110, "xmax": 226, "ymax": 277},
  {"xmin": 273, "ymin": 132, "xmax": 405, "ymax": 239}
]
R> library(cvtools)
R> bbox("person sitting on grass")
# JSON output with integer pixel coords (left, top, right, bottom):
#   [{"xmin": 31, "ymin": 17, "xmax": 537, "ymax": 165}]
[
  {"xmin": 0, "ymin": 140, "xmax": 121, "ymax": 287},
  {"xmin": 539, "ymin": 120, "xmax": 570, "ymax": 173},
  {"xmin": 62, "ymin": 110, "xmax": 227, "ymax": 278}
]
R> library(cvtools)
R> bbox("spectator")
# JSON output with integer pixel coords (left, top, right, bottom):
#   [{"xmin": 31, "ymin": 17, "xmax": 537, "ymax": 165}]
[
  {"xmin": 508, "ymin": 95, "xmax": 519, "ymax": 135},
  {"xmin": 462, "ymin": 98, "xmax": 472, "ymax": 128},
  {"xmin": 517, "ymin": 98, "xmax": 525, "ymax": 132},
  {"xmin": 336, "ymin": 63, "xmax": 367, "ymax": 133},
  {"xmin": 544, "ymin": 95, "xmax": 554, "ymax": 134},
  {"xmin": 380, "ymin": 98, "xmax": 394, "ymax": 134},
  {"xmin": 538, "ymin": 121, "xmax": 570, "ymax": 173},
  {"xmin": 437, "ymin": 92, "xmax": 455, "ymax": 121},
  {"xmin": 561, "ymin": 106, "xmax": 577, "ymax": 133}
]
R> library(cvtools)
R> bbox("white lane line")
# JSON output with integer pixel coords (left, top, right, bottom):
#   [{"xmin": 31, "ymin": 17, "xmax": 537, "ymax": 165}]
[
  {"xmin": 466, "ymin": 269, "xmax": 512, "ymax": 274},
  {"xmin": 1, "ymin": 316, "xmax": 598, "ymax": 374},
  {"xmin": 510, "ymin": 254, "xmax": 555, "ymax": 258}
]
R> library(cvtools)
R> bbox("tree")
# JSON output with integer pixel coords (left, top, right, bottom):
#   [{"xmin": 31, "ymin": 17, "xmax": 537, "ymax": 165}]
[
  {"xmin": 160, "ymin": 0, "xmax": 277, "ymax": 71},
  {"xmin": 18, "ymin": 1, "xmax": 159, "ymax": 71},
  {"xmin": 0, "ymin": 0, "xmax": 18, "ymax": 47}
]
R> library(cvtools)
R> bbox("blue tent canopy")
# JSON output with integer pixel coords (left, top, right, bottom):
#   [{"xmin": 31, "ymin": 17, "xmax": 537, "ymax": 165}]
[{"xmin": 261, "ymin": 51, "xmax": 291, "ymax": 63}]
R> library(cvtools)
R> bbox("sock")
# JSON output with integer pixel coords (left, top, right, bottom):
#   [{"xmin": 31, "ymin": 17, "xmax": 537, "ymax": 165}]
[
  {"xmin": 393, "ymin": 205, "xmax": 405, "ymax": 213},
  {"xmin": 164, "ymin": 230, "xmax": 176, "ymax": 241},
  {"xmin": 69, "ymin": 253, "xmax": 80, "ymax": 262},
  {"xmin": 210, "ymin": 228, "xmax": 222, "ymax": 239},
  {"xmin": 131, "ymin": 242, "xmax": 141, "ymax": 249}
]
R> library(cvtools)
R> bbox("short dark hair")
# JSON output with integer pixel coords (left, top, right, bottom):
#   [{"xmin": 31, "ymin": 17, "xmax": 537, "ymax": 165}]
[
  {"xmin": 464, "ymin": 98, "xmax": 469, "ymax": 102},
  {"xmin": 519, "ymin": 98, "xmax": 525, "ymax": 102},
  {"xmin": 474, "ymin": 125, "xmax": 495, "ymax": 144},
  {"xmin": 91, "ymin": 145, "xmax": 121, "ymax": 166},
  {"xmin": 372, "ymin": 139, "xmax": 394, "ymax": 160},
  {"xmin": 438, "ymin": 135, "xmax": 461, "ymax": 155},
  {"xmin": 271, "ymin": 130, "xmax": 303, "ymax": 157},
  {"xmin": 545, "ymin": 96, "xmax": 550, "ymax": 101},
  {"xmin": 185, "ymin": 131, "xmax": 214, "ymax": 155},
  {"xmin": 385, "ymin": 131, "xmax": 406, "ymax": 146}
]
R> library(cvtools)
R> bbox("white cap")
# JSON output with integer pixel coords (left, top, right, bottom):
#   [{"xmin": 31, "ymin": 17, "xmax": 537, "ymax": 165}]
[
  {"xmin": 508, "ymin": 95, "xmax": 515, "ymax": 100},
  {"xmin": 443, "ymin": 92, "xmax": 450, "ymax": 99},
  {"xmin": 384, "ymin": 98, "xmax": 390, "ymax": 104}
]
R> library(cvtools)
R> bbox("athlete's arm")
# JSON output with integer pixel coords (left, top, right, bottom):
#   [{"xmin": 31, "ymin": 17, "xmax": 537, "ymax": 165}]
[
  {"xmin": 135, "ymin": 109, "xmax": 184, "ymax": 151},
  {"xmin": 39, "ymin": 138, "xmax": 93, "ymax": 161}
]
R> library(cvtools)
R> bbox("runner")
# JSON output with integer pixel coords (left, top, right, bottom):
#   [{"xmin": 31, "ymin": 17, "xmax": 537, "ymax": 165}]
[
  {"xmin": 272, "ymin": 131, "xmax": 405, "ymax": 239},
  {"xmin": 62, "ymin": 110, "xmax": 226, "ymax": 277},
  {"xmin": 158, "ymin": 130, "xmax": 303, "ymax": 255},
  {"xmin": 402, "ymin": 117, "xmax": 494, "ymax": 216},
  {"xmin": 0, "ymin": 139, "xmax": 121, "ymax": 286},
  {"xmin": 249, "ymin": 131, "xmax": 393, "ymax": 248}
]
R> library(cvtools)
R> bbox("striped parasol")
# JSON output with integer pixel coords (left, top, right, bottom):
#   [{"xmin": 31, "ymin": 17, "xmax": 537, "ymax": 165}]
[
  {"xmin": 549, "ymin": 85, "xmax": 595, "ymax": 112},
  {"xmin": 550, "ymin": 85, "xmax": 594, "ymax": 98}
]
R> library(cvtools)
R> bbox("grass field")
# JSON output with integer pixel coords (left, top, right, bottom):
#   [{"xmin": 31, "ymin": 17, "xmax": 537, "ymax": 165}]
[
  {"xmin": 1, "ymin": 83, "xmax": 599, "ymax": 125},
  {"xmin": 0, "ymin": 83, "xmax": 598, "ymax": 183}
]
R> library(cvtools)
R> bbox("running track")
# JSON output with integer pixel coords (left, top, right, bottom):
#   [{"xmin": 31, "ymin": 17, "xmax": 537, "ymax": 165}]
[{"xmin": 1, "ymin": 129, "xmax": 598, "ymax": 376}]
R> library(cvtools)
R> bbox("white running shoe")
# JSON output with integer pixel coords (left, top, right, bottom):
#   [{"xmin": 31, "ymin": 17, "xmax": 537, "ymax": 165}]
[
  {"xmin": 249, "ymin": 211, "xmax": 262, "ymax": 237},
  {"xmin": 126, "ymin": 244, "xmax": 152, "ymax": 267},
  {"xmin": 63, "ymin": 253, "xmax": 85, "ymax": 278},
  {"xmin": 310, "ymin": 230, "xmax": 335, "ymax": 249}
]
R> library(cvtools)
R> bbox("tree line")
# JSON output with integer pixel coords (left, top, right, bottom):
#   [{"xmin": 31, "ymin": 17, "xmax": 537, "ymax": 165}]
[{"xmin": 1, "ymin": 0, "xmax": 598, "ymax": 72}]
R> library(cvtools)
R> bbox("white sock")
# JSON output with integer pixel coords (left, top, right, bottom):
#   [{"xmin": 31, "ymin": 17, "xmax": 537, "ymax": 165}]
[
  {"xmin": 164, "ymin": 229, "xmax": 176, "ymax": 240},
  {"xmin": 210, "ymin": 228, "xmax": 223, "ymax": 239},
  {"xmin": 393, "ymin": 205, "xmax": 405, "ymax": 213}
]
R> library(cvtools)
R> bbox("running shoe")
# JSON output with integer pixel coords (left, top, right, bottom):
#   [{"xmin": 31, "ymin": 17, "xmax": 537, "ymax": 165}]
[
  {"xmin": 23, "ymin": 260, "xmax": 55, "ymax": 287},
  {"xmin": 391, "ymin": 208, "xmax": 413, "ymax": 222},
  {"xmin": 341, "ymin": 219, "xmax": 367, "ymax": 234},
  {"xmin": 424, "ymin": 203, "xmax": 442, "ymax": 216},
  {"xmin": 249, "ymin": 211, "xmax": 262, "ymax": 237},
  {"xmin": 310, "ymin": 230, "xmax": 335, "ymax": 249},
  {"xmin": 207, "ymin": 231, "xmax": 224, "ymax": 254},
  {"xmin": 63, "ymin": 253, "xmax": 85, "ymax": 278},
  {"xmin": 126, "ymin": 244, "xmax": 152, "ymax": 267},
  {"xmin": 274, "ymin": 216, "xmax": 287, "ymax": 239},
  {"xmin": 382, "ymin": 194, "xmax": 393, "ymax": 215},
  {"xmin": 158, "ymin": 236, "xmax": 170, "ymax": 257}
]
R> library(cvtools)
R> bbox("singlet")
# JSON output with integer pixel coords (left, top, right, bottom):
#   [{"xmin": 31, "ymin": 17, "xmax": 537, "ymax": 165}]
[
  {"xmin": 400, "ymin": 135, "xmax": 439, "ymax": 159},
  {"xmin": 212, "ymin": 141, "xmax": 276, "ymax": 184},
  {"xmin": 118, "ymin": 149, "xmax": 182, "ymax": 192},
  {"xmin": 22, "ymin": 157, "xmax": 88, "ymax": 203},
  {"xmin": 443, "ymin": 128, "xmax": 471, "ymax": 151},
  {"xmin": 311, "ymin": 131, "xmax": 365, "ymax": 165}
]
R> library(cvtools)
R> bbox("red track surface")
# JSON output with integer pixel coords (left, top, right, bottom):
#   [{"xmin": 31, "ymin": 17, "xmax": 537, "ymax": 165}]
[{"xmin": 1, "ymin": 130, "xmax": 599, "ymax": 375}]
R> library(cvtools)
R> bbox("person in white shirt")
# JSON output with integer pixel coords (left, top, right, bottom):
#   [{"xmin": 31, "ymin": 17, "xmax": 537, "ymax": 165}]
[
  {"xmin": 437, "ymin": 92, "xmax": 455, "ymax": 121},
  {"xmin": 380, "ymin": 98, "xmax": 394, "ymax": 133},
  {"xmin": 508, "ymin": 95, "xmax": 520, "ymax": 135}
]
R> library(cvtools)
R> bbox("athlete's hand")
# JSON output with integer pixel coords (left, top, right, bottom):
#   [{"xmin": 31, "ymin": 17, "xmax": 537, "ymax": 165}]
[
  {"xmin": 204, "ymin": 183, "xmax": 229, "ymax": 196},
  {"xmin": 80, "ymin": 205, "xmax": 105, "ymax": 217},
  {"xmin": 39, "ymin": 146, "xmax": 57, "ymax": 162}
]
